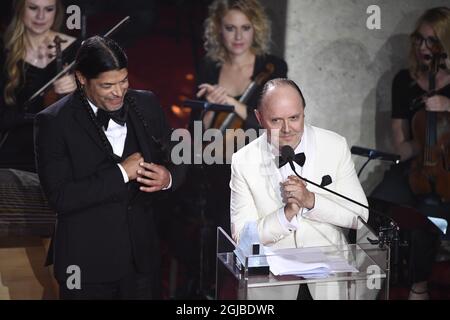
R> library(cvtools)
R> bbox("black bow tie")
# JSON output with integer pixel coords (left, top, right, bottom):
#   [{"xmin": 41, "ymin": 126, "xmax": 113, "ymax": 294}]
[
  {"xmin": 96, "ymin": 105, "xmax": 128, "ymax": 130},
  {"xmin": 277, "ymin": 152, "xmax": 306, "ymax": 168}
]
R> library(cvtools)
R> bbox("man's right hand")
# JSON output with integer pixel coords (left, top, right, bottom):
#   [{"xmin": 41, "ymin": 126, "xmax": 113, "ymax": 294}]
[{"xmin": 121, "ymin": 152, "xmax": 144, "ymax": 181}]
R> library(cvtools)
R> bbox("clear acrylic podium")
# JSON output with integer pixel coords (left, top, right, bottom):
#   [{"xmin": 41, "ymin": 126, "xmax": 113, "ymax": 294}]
[{"xmin": 216, "ymin": 217, "xmax": 390, "ymax": 300}]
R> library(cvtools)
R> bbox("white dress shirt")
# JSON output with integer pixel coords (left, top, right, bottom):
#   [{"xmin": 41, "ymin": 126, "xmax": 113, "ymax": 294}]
[
  {"xmin": 88, "ymin": 100, "xmax": 129, "ymax": 183},
  {"xmin": 275, "ymin": 129, "xmax": 310, "ymax": 233}
]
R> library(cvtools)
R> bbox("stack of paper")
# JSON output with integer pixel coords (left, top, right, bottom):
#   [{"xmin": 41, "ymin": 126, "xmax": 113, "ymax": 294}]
[{"xmin": 265, "ymin": 247, "xmax": 358, "ymax": 277}]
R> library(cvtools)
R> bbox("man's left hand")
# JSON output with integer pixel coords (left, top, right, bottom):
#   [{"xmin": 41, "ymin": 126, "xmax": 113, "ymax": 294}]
[
  {"xmin": 137, "ymin": 162, "xmax": 171, "ymax": 193},
  {"xmin": 282, "ymin": 176, "xmax": 315, "ymax": 210}
]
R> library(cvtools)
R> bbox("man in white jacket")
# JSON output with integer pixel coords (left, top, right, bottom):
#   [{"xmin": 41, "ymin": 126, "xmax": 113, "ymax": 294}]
[{"xmin": 230, "ymin": 78, "xmax": 369, "ymax": 300}]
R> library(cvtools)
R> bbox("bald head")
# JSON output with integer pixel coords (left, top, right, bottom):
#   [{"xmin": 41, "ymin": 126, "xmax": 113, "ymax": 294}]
[{"xmin": 258, "ymin": 78, "xmax": 306, "ymax": 111}]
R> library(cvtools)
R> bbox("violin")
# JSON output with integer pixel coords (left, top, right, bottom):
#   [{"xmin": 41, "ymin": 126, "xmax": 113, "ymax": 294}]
[
  {"xmin": 209, "ymin": 63, "xmax": 275, "ymax": 161},
  {"xmin": 408, "ymin": 48, "xmax": 450, "ymax": 202},
  {"xmin": 43, "ymin": 35, "xmax": 67, "ymax": 107},
  {"xmin": 212, "ymin": 63, "xmax": 275, "ymax": 133}
]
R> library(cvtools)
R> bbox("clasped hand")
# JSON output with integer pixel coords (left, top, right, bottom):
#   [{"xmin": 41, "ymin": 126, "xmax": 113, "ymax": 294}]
[
  {"xmin": 282, "ymin": 175, "xmax": 315, "ymax": 221},
  {"xmin": 121, "ymin": 152, "xmax": 171, "ymax": 192}
]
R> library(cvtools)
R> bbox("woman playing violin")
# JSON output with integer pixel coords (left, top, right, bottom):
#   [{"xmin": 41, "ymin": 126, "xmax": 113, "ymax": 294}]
[
  {"xmin": 195, "ymin": 0, "xmax": 287, "ymax": 131},
  {"xmin": 0, "ymin": 0, "xmax": 77, "ymax": 172},
  {"xmin": 392, "ymin": 7, "xmax": 450, "ymax": 162},
  {"xmin": 371, "ymin": 7, "xmax": 450, "ymax": 300}
]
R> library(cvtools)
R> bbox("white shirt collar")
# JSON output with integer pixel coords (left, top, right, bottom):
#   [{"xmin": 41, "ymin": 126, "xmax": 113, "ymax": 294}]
[
  {"xmin": 295, "ymin": 128, "xmax": 307, "ymax": 154},
  {"xmin": 87, "ymin": 99, "xmax": 99, "ymax": 115}
]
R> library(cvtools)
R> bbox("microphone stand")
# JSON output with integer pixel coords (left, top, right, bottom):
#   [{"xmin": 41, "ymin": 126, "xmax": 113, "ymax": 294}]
[
  {"xmin": 286, "ymin": 160, "xmax": 399, "ymax": 254},
  {"xmin": 350, "ymin": 147, "xmax": 405, "ymax": 282},
  {"xmin": 182, "ymin": 99, "xmax": 234, "ymax": 298},
  {"xmin": 358, "ymin": 158, "xmax": 372, "ymax": 178},
  {"xmin": 287, "ymin": 159, "xmax": 400, "ymax": 284},
  {"xmin": 351, "ymin": 146, "xmax": 401, "ymax": 178}
]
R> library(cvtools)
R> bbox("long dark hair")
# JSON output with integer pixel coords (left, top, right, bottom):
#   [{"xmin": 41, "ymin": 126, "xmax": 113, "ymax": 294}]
[{"xmin": 74, "ymin": 35, "xmax": 128, "ymax": 79}]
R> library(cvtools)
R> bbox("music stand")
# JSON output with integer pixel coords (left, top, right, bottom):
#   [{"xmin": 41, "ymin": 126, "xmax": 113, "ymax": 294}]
[{"xmin": 181, "ymin": 99, "xmax": 234, "ymax": 298}]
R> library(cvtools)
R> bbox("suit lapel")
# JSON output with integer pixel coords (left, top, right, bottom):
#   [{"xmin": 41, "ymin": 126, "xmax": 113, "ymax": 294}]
[
  {"xmin": 258, "ymin": 133, "xmax": 284, "ymax": 205},
  {"xmin": 303, "ymin": 124, "xmax": 323, "ymax": 195},
  {"xmin": 127, "ymin": 106, "xmax": 153, "ymax": 163},
  {"xmin": 73, "ymin": 103, "xmax": 106, "ymax": 153},
  {"xmin": 303, "ymin": 124, "xmax": 316, "ymax": 185}
]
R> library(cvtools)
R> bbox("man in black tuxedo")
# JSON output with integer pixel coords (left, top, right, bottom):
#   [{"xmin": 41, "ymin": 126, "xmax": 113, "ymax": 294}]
[{"xmin": 34, "ymin": 36, "xmax": 185, "ymax": 299}]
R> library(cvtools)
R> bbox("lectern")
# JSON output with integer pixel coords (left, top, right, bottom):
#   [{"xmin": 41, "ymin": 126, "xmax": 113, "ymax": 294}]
[{"xmin": 216, "ymin": 217, "xmax": 390, "ymax": 300}]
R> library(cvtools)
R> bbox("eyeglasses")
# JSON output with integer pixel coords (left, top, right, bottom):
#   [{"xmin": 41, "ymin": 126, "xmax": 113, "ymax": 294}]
[{"xmin": 412, "ymin": 33, "xmax": 441, "ymax": 50}]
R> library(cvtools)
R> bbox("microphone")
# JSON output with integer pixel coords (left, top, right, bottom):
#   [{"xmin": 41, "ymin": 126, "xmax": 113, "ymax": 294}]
[
  {"xmin": 422, "ymin": 53, "xmax": 448, "ymax": 69},
  {"xmin": 280, "ymin": 143, "xmax": 295, "ymax": 162},
  {"xmin": 426, "ymin": 52, "xmax": 448, "ymax": 60},
  {"xmin": 351, "ymin": 146, "xmax": 400, "ymax": 164},
  {"xmin": 183, "ymin": 99, "xmax": 235, "ymax": 113}
]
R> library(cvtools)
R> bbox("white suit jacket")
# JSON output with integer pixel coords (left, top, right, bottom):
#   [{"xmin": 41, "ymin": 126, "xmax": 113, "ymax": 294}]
[{"xmin": 230, "ymin": 124, "xmax": 369, "ymax": 300}]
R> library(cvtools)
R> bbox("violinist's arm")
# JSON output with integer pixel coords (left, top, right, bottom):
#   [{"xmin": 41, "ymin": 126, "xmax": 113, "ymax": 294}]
[
  {"xmin": 424, "ymin": 95, "xmax": 450, "ymax": 113},
  {"xmin": 223, "ymin": 96, "xmax": 247, "ymax": 120},
  {"xmin": 197, "ymin": 83, "xmax": 248, "ymax": 127},
  {"xmin": 391, "ymin": 118, "xmax": 420, "ymax": 162},
  {"xmin": 53, "ymin": 73, "xmax": 77, "ymax": 95},
  {"xmin": 199, "ymin": 84, "xmax": 248, "ymax": 119}
]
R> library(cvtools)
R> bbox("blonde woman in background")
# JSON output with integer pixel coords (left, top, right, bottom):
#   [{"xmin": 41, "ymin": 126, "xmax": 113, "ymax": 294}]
[
  {"xmin": 0, "ymin": 0, "xmax": 78, "ymax": 299},
  {"xmin": 1, "ymin": 0, "xmax": 77, "ymax": 172},
  {"xmin": 196, "ymin": 0, "xmax": 287, "ymax": 131},
  {"xmin": 371, "ymin": 7, "xmax": 450, "ymax": 300}
]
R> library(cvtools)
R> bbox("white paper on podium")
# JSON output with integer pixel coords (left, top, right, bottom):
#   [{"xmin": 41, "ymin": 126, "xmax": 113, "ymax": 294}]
[{"xmin": 265, "ymin": 247, "xmax": 358, "ymax": 277}]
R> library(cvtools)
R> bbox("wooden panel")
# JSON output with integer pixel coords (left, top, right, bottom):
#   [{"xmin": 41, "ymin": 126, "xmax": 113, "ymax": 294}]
[{"xmin": 0, "ymin": 236, "xmax": 57, "ymax": 300}]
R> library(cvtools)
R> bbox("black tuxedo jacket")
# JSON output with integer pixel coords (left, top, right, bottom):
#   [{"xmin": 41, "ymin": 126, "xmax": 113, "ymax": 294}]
[{"xmin": 34, "ymin": 89, "xmax": 186, "ymax": 283}]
